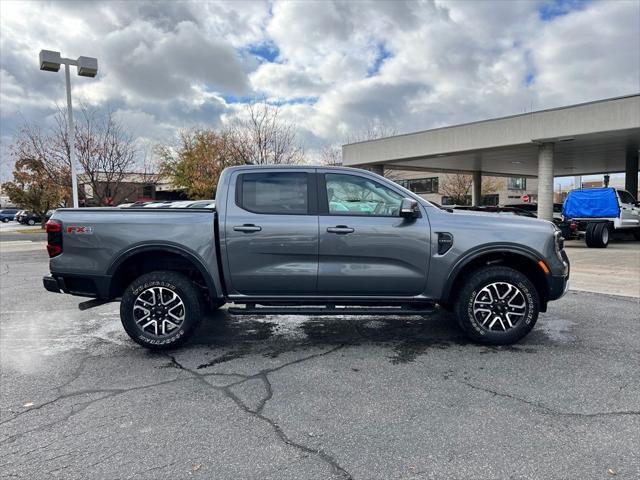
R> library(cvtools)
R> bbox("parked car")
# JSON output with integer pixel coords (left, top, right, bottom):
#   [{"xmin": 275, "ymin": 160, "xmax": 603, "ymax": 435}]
[
  {"xmin": 0, "ymin": 208, "xmax": 20, "ymax": 222},
  {"xmin": 559, "ymin": 187, "xmax": 640, "ymax": 247},
  {"xmin": 17, "ymin": 211, "xmax": 42, "ymax": 225},
  {"xmin": 451, "ymin": 205, "xmax": 537, "ymax": 218},
  {"xmin": 43, "ymin": 165, "xmax": 569, "ymax": 349},
  {"xmin": 505, "ymin": 203, "xmax": 563, "ymax": 224}
]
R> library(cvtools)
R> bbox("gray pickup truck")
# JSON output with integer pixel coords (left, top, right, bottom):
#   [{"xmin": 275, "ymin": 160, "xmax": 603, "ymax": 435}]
[{"xmin": 43, "ymin": 165, "xmax": 569, "ymax": 348}]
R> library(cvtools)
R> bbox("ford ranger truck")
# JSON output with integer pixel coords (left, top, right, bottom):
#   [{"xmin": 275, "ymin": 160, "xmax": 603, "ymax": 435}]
[{"xmin": 43, "ymin": 165, "xmax": 569, "ymax": 349}]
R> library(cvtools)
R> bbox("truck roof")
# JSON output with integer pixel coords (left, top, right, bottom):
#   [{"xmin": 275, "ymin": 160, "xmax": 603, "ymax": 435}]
[{"xmin": 224, "ymin": 164, "xmax": 376, "ymax": 174}]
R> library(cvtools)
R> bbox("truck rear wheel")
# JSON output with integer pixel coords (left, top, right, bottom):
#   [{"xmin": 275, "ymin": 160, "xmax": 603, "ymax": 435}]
[
  {"xmin": 454, "ymin": 266, "xmax": 539, "ymax": 345},
  {"xmin": 120, "ymin": 271, "xmax": 202, "ymax": 349},
  {"xmin": 585, "ymin": 222, "xmax": 609, "ymax": 248}
]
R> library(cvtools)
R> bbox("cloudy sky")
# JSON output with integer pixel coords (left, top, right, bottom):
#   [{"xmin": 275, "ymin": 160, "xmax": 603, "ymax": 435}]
[{"xmin": 1, "ymin": 0, "xmax": 639, "ymax": 180}]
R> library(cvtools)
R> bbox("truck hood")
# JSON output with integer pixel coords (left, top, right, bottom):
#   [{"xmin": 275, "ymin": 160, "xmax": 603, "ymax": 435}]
[{"xmin": 448, "ymin": 209, "xmax": 555, "ymax": 228}]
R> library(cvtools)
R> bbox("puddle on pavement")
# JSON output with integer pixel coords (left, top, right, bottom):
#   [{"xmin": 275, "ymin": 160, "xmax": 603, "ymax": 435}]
[
  {"xmin": 1, "ymin": 302, "xmax": 576, "ymax": 373},
  {"xmin": 535, "ymin": 316, "xmax": 577, "ymax": 344},
  {"xmin": 184, "ymin": 308, "xmax": 473, "ymax": 365}
]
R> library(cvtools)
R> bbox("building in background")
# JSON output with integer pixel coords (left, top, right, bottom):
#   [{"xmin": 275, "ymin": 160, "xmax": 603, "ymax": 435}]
[
  {"xmin": 385, "ymin": 169, "xmax": 538, "ymax": 206},
  {"xmin": 78, "ymin": 172, "xmax": 185, "ymax": 206}
]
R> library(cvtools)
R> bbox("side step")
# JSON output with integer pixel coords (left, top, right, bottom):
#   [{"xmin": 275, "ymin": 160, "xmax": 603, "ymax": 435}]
[{"xmin": 227, "ymin": 304, "xmax": 436, "ymax": 316}]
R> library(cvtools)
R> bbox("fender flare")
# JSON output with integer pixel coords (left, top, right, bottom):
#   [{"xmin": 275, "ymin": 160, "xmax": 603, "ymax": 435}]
[
  {"xmin": 442, "ymin": 243, "xmax": 545, "ymax": 302},
  {"xmin": 107, "ymin": 242, "xmax": 219, "ymax": 298}
]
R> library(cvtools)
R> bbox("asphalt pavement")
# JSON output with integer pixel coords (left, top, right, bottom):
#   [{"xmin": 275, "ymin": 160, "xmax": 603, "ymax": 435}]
[{"xmin": 1, "ymin": 246, "xmax": 639, "ymax": 479}]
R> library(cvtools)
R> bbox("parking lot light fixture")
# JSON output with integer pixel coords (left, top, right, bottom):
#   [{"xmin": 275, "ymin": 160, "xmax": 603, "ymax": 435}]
[{"xmin": 39, "ymin": 50, "xmax": 99, "ymax": 208}]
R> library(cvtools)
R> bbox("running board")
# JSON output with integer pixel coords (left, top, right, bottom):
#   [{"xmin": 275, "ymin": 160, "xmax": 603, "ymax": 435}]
[{"xmin": 227, "ymin": 305, "xmax": 436, "ymax": 316}]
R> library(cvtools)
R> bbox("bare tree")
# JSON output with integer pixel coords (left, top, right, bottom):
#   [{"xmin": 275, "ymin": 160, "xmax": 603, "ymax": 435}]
[
  {"xmin": 439, "ymin": 174, "xmax": 505, "ymax": 205},
  {"xmin": 439, "ymin": 173, "xmax": 473, "ymax": 205},
  {"xmin": 319, "ymin": 120, "xmax": 398, "ymax": 168},
  {"xmin": 319, "ymin": 144, "xmax": 342, "ymax": 166},
  {"xmin": 227, "ymin": 99, "xmax": 305, "ymax": 165},
  {"xmin": 344, "ymin": 121, "xmax": 398, "ymax": 144},
  {"xmin": 64, "ymin": 107, "xmax": 137, "ymax": 205}
]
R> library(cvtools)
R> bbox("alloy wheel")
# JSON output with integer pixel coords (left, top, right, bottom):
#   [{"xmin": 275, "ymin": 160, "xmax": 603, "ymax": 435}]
[
  {"xmin": 472, "ymin": 282, "xmax": 527, "ymax": 331},
  {"xmin": 132, "ymin": 286, "xmax": 186, "ymax": 337}
]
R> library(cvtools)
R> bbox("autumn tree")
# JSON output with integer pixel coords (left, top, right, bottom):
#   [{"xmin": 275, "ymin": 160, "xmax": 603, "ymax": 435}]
[
  {"xmin": 227, "ymin": 99, "xmax": 305, "ymax": 165},
  {"xmin": 2, "ymin": 157, "xmax": 67, "ymax": 227},
  {"xmin": 157, "ymin": 129, "xmax": 241, "ymax": 199},
  {"xmin": 2, "ymin": 121, "xmax": 72, "ymax": 226}
]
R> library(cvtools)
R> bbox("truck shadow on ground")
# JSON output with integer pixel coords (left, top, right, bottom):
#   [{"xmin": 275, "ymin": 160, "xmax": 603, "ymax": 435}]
[{"xmin": 182, "ymin": 308, "xmax": 543, "ymax": 366}]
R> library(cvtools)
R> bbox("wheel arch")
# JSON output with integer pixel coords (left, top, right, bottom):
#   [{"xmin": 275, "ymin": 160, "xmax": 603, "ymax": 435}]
[
  {"xmin": 443, "ymin": 245, "xmax": 550, "ymax": 311},
  {"xmin": 107, "ymin": 243, "xmax": 218, "ymax": 301}
]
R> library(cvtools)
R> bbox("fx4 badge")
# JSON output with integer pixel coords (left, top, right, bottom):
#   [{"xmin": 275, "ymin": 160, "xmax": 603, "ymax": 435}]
[{"xmin": 67, "ymin": 226, "xmax": 93, "ymax": 234}]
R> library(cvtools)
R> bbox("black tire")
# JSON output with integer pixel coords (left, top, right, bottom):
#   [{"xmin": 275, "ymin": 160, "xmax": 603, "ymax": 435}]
[
  {"xmin": 120, "ymin": 271, "xmax": 202, "ymax": 349},
  {"xmin": 1, "ymin": 218, "xmax": 8, "ymax": 223},
  {"xmin": 585, "ymin": 223, "xmax": 596, "ymax": 247},
  {"xmin": 27, "ymin": 219, "xmax": 35, "ymax": 226},
  {"xmin": 586, "ymin": 222, "xmax": 609, "ymax": 248},
  {"xmin": 454, "ymin": 266, "xmax": 539, "ymax": 345}
]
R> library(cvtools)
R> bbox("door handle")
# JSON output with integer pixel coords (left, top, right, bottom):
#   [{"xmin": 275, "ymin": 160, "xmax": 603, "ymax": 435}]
[
  {"xmin": 233, "ymin": 224, "xmax": 262, "ymax": 233},
  {"xmin": 327, "ymin": 225, "xmax": 355, "ymax": 234}
]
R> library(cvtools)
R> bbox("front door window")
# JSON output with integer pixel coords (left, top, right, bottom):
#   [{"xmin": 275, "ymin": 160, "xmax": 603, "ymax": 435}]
[{"xmin": 325, "ymin": 173, "xmax": 402, "ymax": 216}]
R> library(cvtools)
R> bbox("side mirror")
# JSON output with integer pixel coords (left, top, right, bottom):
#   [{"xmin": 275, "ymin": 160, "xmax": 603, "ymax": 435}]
[{"xmin": 400, "ymin": 198, "xmax": 420, "ymax": 218}]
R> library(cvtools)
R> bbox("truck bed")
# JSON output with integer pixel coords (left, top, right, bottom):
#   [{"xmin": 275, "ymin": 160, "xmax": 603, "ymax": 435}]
[{"xmin": 47, "ymin": 207, "xmax": 220, "ymax": 298}]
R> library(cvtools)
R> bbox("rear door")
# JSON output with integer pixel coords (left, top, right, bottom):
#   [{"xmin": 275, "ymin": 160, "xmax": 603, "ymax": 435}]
[
  {"xmin": 223, "ymin": 169, "xmax": 318, "ymax": 295},
  {"xmin": 317, "ymin": 170, "xmax": 430, "ymax": 296}
]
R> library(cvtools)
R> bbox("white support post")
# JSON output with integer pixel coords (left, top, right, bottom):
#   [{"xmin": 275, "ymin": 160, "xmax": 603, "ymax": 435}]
[
  {"xmin": 537, "ymin": 142, "xmax": 554, "ymax": 221},
  {"xmin": 472, "ymin": 171, "xmax": 482, "ymax": 206}
]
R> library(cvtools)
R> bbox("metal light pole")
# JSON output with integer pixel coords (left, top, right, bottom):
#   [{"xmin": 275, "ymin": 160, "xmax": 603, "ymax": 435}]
[{"xmin": 39, "ymin": 50, "xmax": 98, "ymax": 208}]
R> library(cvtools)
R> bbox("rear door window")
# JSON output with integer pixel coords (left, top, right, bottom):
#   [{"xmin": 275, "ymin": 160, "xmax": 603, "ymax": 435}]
[{"xmin": 238, "ymin": 172, "xmax": 309, "ymax": 215}]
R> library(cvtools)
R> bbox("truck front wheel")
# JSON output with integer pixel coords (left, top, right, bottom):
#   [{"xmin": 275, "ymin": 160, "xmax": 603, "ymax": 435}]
[
  {"xmin": 120, "ymin": 271, "xmax": 202, "ymax": 349},
  {"xmin": 454, "ymin": 266, "xmax": 539, "ymax": 345}
]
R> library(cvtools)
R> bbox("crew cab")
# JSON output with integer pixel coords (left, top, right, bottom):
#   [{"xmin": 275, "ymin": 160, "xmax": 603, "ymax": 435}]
[{"xmin": 43, "ymin": 166, "xmax": 569, "ymax": 348}]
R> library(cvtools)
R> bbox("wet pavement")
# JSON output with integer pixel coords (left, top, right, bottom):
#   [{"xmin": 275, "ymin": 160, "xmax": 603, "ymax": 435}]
[{"xmin": 1, "ymin": 248, "xmax": 639, "ymax": 479}]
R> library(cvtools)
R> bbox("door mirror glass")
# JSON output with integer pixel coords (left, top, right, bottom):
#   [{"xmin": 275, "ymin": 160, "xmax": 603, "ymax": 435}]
[{"xmin": 399, "ymin": 198, "xmax": 419, "ymax": 218}]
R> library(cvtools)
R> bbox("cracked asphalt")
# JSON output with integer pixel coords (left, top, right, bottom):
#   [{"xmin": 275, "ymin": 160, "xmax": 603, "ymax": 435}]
[{"xmin": 1, "ymin": 248, "xmax": 639, "ymax": 479}]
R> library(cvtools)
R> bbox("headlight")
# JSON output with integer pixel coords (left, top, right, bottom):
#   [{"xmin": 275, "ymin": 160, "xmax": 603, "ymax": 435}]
[{"xmin": 555, "ymin": 230, "xmax": 565, "ymax": 251}]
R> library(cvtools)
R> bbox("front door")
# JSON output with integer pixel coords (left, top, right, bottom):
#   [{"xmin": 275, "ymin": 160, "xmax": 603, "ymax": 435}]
[
  {"xmin": 224, "ymin": 170, "xmax": 318, "ymax": 295},
  {"xmin": 317, "ymin": 171, "xmax": 430, "ymax": 296}
]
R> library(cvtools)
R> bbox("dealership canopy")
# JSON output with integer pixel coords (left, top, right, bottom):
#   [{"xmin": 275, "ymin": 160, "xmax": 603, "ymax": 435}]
[{"xmin": 342, "ymin": 94, "xmax": 640, "ymax": 220}]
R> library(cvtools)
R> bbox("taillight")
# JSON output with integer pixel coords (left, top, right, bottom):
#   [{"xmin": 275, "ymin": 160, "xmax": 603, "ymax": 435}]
[{"xmin": 46, "ymin": 219, "xmax": 63, "ymax": 257}]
